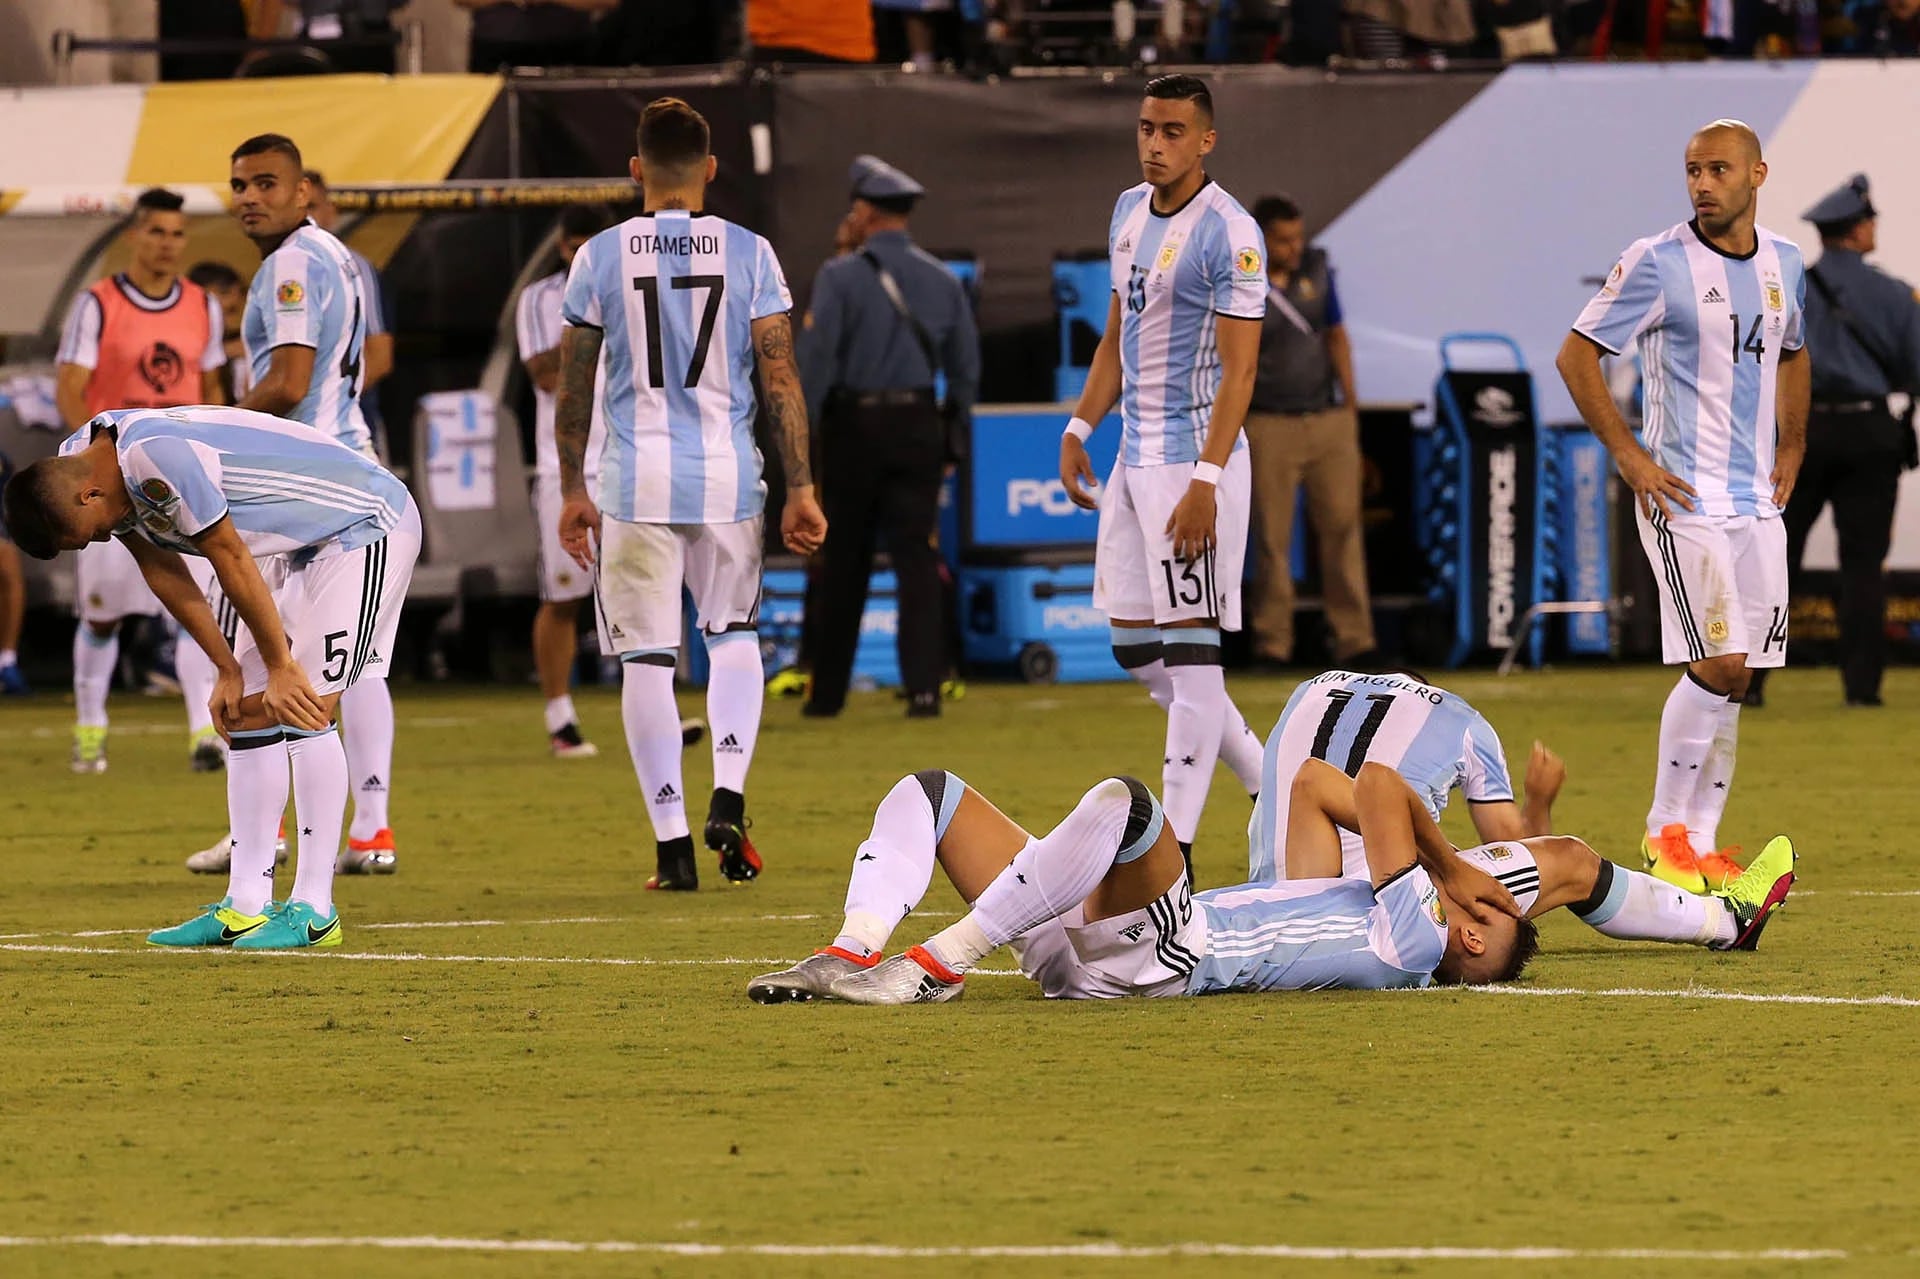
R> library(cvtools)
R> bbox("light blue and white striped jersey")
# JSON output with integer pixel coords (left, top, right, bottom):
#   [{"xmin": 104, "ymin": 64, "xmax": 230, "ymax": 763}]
[
  {"xmin": 515, "ymin": 269, "xmax": 605, "ymax": 490},
  {"xmin": 65, "ymin": 405, "xmax": 408, "ymax": 563},
  {"xmin": 561, "ymin": 211, "xmax": 791, "ymax": 524},
  {"xmin": 1573, "ymin": 221, "xmax": 1806, "ymax": 519},
  {"xmin": 1247, "ymin": 670, "xmax": 1513, "ymax": 882},
  {"xmin": 242, "ymin": 221, "xmax": 372, "ymax": 458},
  {"xmin": 1186, "ymin": 867, "xmax": 1449, "ymax": 994},
  {"xmin": 1108, "ymin": 180, "xmax": 1266, "ymax": 465}
]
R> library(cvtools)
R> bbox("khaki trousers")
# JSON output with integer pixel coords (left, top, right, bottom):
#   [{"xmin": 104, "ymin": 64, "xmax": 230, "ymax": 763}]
[{"xmin": 1244, "ymin": 406, "xmax": 1376, "ymax": 662}]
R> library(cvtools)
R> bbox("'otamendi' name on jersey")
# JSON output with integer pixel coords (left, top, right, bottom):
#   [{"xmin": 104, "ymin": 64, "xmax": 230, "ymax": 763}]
[
  {"xmin": 1108, "ymin": 179, "xmax": 1266, "ymax": 467},
  {"xmin": 561, "ymin": 211, "xmax": 792, "ymax": 526},
  {"xmin": 1573, "ymin": 220, "xmax": 1806, "ymax": 521}
]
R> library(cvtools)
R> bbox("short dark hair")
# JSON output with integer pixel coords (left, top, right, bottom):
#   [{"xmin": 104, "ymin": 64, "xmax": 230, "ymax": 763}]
[
  {"xmin": 133, "ymin": 187, "xmax": 185, "ymax": 219},
  {"xmin": 1252, "ymin": 195, "xmax": 1302, "ymax": 229},
  {"xmin": 557, "ymin": 203, "xmax": 611, "ymax": 241},
  {"xmin": 2, "ymin": 460, "xmax": 67, "ymax": 561},
  {"xmin": 636, "ymin": 98, "xmax": 710, "ymax": 175},
  {"xmin": 231, "ymin": 133, "xmax": 303, "ymax": 170},
  {"xmin": 187, "ymin": 260, "xmax": 243, "ymax": 291},
  {"xmin": 303, "ymin": 169, "xmax": 328, "ymax": 195},
  {"xmin": 1144, "ymin": 73, "xmax": 1213, "ymax": 121},
  {"xmin": 1496, "ymin": 916, "xmax": 1541, "ymax": 984}
]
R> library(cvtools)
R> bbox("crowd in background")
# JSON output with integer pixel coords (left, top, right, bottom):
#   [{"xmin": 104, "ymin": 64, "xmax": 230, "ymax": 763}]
[{"xmin": 141, "ymin": 0, "xmax": 1920, "ymax": 83}]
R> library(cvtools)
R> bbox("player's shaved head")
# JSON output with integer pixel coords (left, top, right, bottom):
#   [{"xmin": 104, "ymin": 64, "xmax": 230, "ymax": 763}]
[
  {"xmin": 1690, "ymin": 118, "xmax": 1763, "ymax": 164},
  {"xmin": 2, "ymin": 456, "xmax": 92, "ymax": 561}
]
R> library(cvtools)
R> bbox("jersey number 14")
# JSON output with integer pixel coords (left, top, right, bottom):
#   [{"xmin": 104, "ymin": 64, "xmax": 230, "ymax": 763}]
[
  {"xmin": 632, "ymin": 275, "xmax": 725, "ymax": 389},
  {"xmin": 1731, "ymin": 313, "xmax": 1765, "ymax": 366}
]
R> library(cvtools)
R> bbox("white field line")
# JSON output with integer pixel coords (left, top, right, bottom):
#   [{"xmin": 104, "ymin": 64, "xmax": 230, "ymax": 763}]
[
  {"xmin": 2, "ymin": 942, "xmax": 1916, "ymax": 1006},
  {"xmin": 0, "ymin": 1235, "xmax": 1853, "ymax": 1262}
]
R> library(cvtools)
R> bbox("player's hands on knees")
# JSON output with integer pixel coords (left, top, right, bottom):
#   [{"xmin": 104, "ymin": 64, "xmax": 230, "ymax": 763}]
[
  {"xmin": 211, "ymin": 665, "xmax": 246, "ymax": 741},
  {"xmin": 781, "ymin": 486, "xmax": 828, "ymax": 556},
  {"xmin": 1524, "ymin": 740, "xmax": 1566, "ymax": 808},
  {"xmin": 263, "ymin": 661, "xmax": 329, "ymax": 733},
  {"xmin": 1441, "ymin": 858, "xmax": 1523, "ymax": 925},
  {"xmin": 1060, "ymin": 436, "xmax": 1099, "ymax": 510},
  {"xmin": 1770, "ymin": 439, "xmax": 1805, "ymax": 509},
  {"xmin": 1619, "ymin": 449, "xmax": 1696, "ymax": 520},
  {"xmin": 558, "ymin": 492, "xmax": 602, "ymax": 571},
  {"xmin": 1166, "ymin": 482, "xmax": 1217, "ymax": 564}
]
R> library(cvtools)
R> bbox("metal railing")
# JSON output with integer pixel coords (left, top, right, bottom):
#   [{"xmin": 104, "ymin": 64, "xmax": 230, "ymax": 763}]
[{"xmin": 50, "ymin": 23, "xmax": 425, "ymax": 84}]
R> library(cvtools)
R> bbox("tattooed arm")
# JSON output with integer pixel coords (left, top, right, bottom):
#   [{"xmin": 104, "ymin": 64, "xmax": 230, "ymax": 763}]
[
  {"xmin": 751, "ymin": 312, "xmax": 827, "ymax": 555},
  {"xmin": 553, "ymin": 323, "xmax": 605, "ymax": 568}
]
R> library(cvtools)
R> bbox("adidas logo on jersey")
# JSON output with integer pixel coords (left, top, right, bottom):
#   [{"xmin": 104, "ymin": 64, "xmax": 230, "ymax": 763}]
[
  {"xmin": 1701, "ymin": 286, "xmax": 1726, "ymax": 304},
  {"xmin": 1119, "ymin": 922, "xmax": 1148, "ymax": 942},
  {"xmin": 654, "ymin": 783, "xmax": 680, "ymax": 804},
  {"xmin": 717, "ymin": 733, "xmax": 742, "ymax": 753}
]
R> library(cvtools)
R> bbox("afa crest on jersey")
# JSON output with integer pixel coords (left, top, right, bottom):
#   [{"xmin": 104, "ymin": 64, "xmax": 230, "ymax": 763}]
[
  {"xmin": 277, "ymin": 280, "xmax": 304, "ymax": 308},
  {"xmin": 1157, "ymin": 240, "xmax": 1181, "ymax": 271},
  {"xmin": 1765, "ymin": 281, "xmax": 1784, "ymax": 311}
]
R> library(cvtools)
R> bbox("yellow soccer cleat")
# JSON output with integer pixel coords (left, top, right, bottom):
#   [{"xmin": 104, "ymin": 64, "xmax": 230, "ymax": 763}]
[
  {"xmin": 1642, "ymin": 822, "xmax": 1708, "ymax": 894},
  {"xmin": 1712, "ymin": 835, "xmax": 1796, "ymax": 951}
]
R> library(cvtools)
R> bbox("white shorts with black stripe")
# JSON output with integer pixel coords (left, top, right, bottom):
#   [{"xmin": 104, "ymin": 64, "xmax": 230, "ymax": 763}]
[
  {"xmin": 1633, "ymin": 508, "xmax": 1787, "ymax": 669},
  {"xmin": 1453, "ymin": 841, "xmax": 1543, "ymax": 916},
  {"xmin": 75, "ymin": 537, "xmax": 159, "ymax": 623},
  {"xmin": 233, "ymin": 498, "xmax": 421, "ymax": 697},
  {"xmin": 593, "ymin": 514, "xmax": 763, "ymax": 657},
  {"xmin": 1010, "ymin": 865, "xmax": 1203, "ymax": 1000},
  {"xmin": 1092, "ymin": 450, "xmax": 1250, "ymax": 630},
  {"xmin": 532, "ymin": 473, "xmax": 593, "ymax": 603}
]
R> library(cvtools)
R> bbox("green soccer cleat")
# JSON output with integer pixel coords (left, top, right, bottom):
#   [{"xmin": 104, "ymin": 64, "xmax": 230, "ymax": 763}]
[
  {"xmin": 231, "ymin": 900, "xmax": 342, "ymax": 950},
  {"xmin": 1712, "ymin": 835, "xmax": 1797, "ymax": 952},
  {"xmin": 147, "ymin": 898, "xmax": 274, "ymax": 947},
  {"xmin": 71, "ymin": 725, "xmax": 108, "ymax": 775}
]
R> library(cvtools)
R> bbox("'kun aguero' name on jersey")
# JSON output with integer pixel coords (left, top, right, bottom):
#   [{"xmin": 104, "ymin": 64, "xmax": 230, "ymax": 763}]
[
  {"xmin": 1573, "ymin": 220, "xmax": 1806, "ymax": 521},
  {"xmin": 1107, "ymin": 179, "xmax": 1266, "ymax": 467}
]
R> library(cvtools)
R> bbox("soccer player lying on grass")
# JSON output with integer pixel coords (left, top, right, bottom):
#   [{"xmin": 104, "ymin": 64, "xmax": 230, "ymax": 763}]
[
  {"xmin": 749, "ymin": 761, "xmax": 1533, "ymax": 1005},
  {"xmin": 1283, "ymin": 747, "xmax": 1797, "ymax": 953}
]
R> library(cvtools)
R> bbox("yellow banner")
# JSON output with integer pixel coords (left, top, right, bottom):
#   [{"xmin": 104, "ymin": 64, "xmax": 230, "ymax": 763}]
[{"xmin": 126, "ymin": 74, "xmax": 500, "ymax": 186}]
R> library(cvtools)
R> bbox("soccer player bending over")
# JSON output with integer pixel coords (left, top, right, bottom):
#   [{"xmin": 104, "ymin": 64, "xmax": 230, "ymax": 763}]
[
  {"xmin": 749, "ymin": 761, "xmax": 1534, "ymax": 1005},
  {"xmin": 2, "ymin": 404, "xmax": 420, "ymax": 950}
]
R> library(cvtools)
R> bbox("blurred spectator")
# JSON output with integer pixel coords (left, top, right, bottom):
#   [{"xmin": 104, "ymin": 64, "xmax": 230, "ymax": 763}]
[
  {"xmin": 1839, "ymin": 0, "xmax": 1920, "ymax": 53},
  {"xmin": 0, "ymin": 448, "xmax": 24, "ymax": 695},
  {"xmin": 186, "ymin": 262, "xmax": 250, "ymax": 402},
  {"xmin": 873, "ymin": 0, "xmax": 950, "ymax": 69},
  {"xmin": 250, "ymin": 0, "xmax": 412, "ymax": 73},
  {"xmin": 1486, "ymin": 0, "xmax": 1557, "ymax": 58},
  {"xmin": 452, "ymin": 0, "xmax": 616, "ymax": 72},
  {"xmin": 595, "ymin": 0, "xmax": 726, "ymax": 65},
  {"xmin": 1343, "ymin": 0, "xmax": 1476, "ymax": 55},
  {"xmin": 748, "ymin": 0, "xmax": 876, "ymax": 62},
  {"xmin": 156, "ymin": 0, "xmax": 250, "ymax": 81}
]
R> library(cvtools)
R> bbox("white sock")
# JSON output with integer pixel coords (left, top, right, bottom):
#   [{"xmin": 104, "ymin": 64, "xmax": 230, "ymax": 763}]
[
  {"xmin": 287, "ymin": 727, "xmax": 348, "ymax": 917},
  {"xmin": 1161, "ymin": 645, "xmax": 1227, "ymax": 842},
  {"xmin": 622, "ymin": 657, "xmax": 689, "ymax": 841},
  {"xmin": 0, "ymin": 648, "xmax": 16, "ymax": 668},
  {"xmin": 949, "ymin": 776, "xmax": 1137, "ymax": 968},
  {"xmin": 1571, "ymin": 859, "xmax": 1736, "ymax": 947},
  {"xmin": 705, "ymin": 633, "xmax": 763, "ymax": 795},
  {"xmin": 833, "ymin": 772, "xmax": 948, "ymax": 957},
  {"xmin": 176, "ymin": 634, "xmax": 217, "ymax": 736},
  {"xmin": 1217, "ymin": 697, "xmax": 1263, "ymax": 798},
  {"xmin": 1647, "ymin": 673, "xmax": 1727, "ymax": 839},
  {"xmin": 544, "ymin": 694, "xmax": 578, "ymax": 735},
  {"xmin": 341, "ymin": 679, "xmax": 394, "ymax": 840},
  {"xmin": 72, "ymin": 625, "xmax": 117, "ymax": 729},
  {"xmin": 1686, "ymin": 694, "xmax": 1741, "ymax": 855},
  {"xmin": 225, "ymin": 729, "xmax": 290, "ymax": 915}
]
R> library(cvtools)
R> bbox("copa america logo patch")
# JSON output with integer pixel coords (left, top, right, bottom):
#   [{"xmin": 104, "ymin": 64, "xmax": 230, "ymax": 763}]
[
  {"xmin": 139, "ymin": 477, "xmax": 175, "ymax": 505},
  {"xmin": 276, "ymin": 280, "xmax": 304, "ymax": 308},
  {"xmin": 1235, "ymin": 246, "xmax": 1261, "ymax": 276}
]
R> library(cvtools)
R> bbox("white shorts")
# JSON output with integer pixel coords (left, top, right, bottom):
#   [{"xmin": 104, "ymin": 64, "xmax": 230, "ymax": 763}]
[
  {"xmin": 1011, "ymin": 868, "xmax": 1203, "ymax": 1000},
  {"xmin": 593, "ymin": 514, "xmax": 763, "ymax": 657},
  {"xmin": 75, "ymin": 538, "xmax": 159, "ymax": 623},
  {"xmin": 233, "ymin": 500, "xmax": 421, "ymax": 697},
  {"xmin": 532, "ymin": 474, "xmax": 593, "ymax": 603},
  {"xmin": 1092, "ymin": 449, "xmax": 1250, "ymax": 630},
  {"xmin": 1453, "ymin": 841, "xmax": 1543, "ymax": 917},
  {"xmin": 1634, "ymin": 509, "xmax": 1787, "ymax": 668}
]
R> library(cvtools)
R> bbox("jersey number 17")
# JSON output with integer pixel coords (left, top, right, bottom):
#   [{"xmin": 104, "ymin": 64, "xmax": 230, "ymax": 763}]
[{"xmin": 632, "ymin": 275, "xmax": 725, "ymax": 389}]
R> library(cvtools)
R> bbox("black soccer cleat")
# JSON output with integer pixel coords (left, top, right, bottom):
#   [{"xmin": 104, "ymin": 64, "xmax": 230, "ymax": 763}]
[
  {"xmin": 706, "ymin": 817, "xmax": 762, "ymax": 884},
  {"xmin": 646, "ymin": 837, "xmax": 699, "ymax": 892}
]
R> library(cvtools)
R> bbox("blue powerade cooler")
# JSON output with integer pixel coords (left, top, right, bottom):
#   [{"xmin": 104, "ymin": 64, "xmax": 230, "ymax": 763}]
[{"xmin": 961, "ymin": 552, "xmax": 1121, "ymax": 683}]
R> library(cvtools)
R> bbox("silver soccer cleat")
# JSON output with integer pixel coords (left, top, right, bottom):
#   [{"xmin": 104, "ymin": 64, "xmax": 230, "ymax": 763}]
[
  {"xmin": 827, "ymin": 948, "xmax": 965, "ymax": 1005},
  {"xmin": 336, "ymin": 846, "xmax": 398, "ymax": 875},
  {"xmin": 185, "ymin": 831, "xmax": 289, "ymax": 873},
  {"xmin": 747, "ymin": 948, "xmax": 877, "ymax": 1004}
]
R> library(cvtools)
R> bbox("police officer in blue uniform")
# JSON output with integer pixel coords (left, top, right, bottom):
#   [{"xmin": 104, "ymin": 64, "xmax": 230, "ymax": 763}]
[
  {"xmin": 798, "ymin": 155, "xmax": 980, "ymax": 719},
  {"xmin": 1754, "ymin": 174, "xmax": 1920, "ymax": 708}
]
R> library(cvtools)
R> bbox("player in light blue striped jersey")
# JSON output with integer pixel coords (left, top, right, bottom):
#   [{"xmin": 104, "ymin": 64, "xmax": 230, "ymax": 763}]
[
  {"xmin": 1558, "ymin": 120, "xmax": 1811, "ymax": 897},
  {"xmin": 229, "ymin": 132, "xmax": 401, "ymax": 877},
  {"xmin": 2, "ymin": 405, "xmax": 422, "ymax": 951},
  {"xmin": 1057, "ymin": 74, "xmax": 1270, "ymax": 879},
  {"xmin": 554, "ymin": 97, "xmax": 827, "ymax": 893}
]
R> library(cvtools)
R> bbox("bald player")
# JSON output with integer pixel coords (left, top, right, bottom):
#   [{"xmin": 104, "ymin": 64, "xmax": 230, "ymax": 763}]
[{"xmin": 1557, "ymin": 120, "xmax": 1809, "ymax": 897}]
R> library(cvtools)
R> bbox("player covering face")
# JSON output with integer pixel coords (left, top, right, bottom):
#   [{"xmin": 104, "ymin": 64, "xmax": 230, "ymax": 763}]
[{"xmin": 748, "ymin": 762, "xmax": 1536, "ymax": 1007}]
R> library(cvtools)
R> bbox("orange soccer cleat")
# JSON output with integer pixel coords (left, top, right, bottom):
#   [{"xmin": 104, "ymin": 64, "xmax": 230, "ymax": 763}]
[
  {"xmin": 1641, "ymin": 822, "xmax": 1708, "ymax": 894},
  {"xmin": 1696, "ymin": 846, "xmax": 1746, "ymax": 893}
]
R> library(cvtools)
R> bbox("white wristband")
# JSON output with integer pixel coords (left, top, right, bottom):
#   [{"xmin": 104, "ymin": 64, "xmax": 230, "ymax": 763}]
[
  {"xmin": 1063, "ymin": 417, "xmax": 1095, "ymax": 443},
  {"xmin": 1191, "ymin": 461, "xmax": 1223, "ymax": 486}
]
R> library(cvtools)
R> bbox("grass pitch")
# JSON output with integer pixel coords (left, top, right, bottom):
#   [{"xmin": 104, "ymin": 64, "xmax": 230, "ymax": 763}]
[{"xmin": 2, "ymin": 667, "xmax": 1917, "ymax": 1278}]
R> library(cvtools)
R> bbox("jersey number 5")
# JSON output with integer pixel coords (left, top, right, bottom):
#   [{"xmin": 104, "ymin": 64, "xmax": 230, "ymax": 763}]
[
  {"xmin": 1731, "ymin": 313, "xmax": 1765, "ymax": 366},
  {"xmin": 632, "ymin": 275, "xmax": 725, "ymax": 389}
]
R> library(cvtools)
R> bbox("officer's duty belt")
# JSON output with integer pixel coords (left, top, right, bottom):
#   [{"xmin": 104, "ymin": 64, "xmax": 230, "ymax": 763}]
[
  {"xmin": 845, "ymin": 388, "xmax": 936, "ymax": 409},
  {"xmin": 1812, "ymin": 399, "xmax": 1884, "ymax": 414}
]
